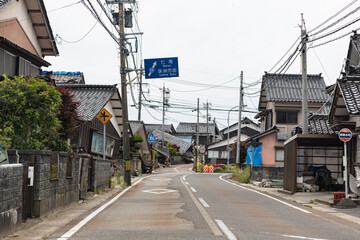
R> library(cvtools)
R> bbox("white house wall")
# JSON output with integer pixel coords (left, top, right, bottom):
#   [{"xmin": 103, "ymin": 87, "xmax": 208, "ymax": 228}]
[
  {"xmin": 0, "ymin": 0, "xmax": 42, "ymax": 56},
  {"xmin": 104, "ymin": 102, "xmax": 122, "ymax": 138}
]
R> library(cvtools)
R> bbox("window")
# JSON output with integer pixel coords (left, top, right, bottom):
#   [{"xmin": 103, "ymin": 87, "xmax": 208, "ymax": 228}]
[
  {"xmin": 276, "ymin": 111, "xmax": 298, "ymax": 124},
  {"xmin": 275, "ymin": 149, "xmax": 284, "ymax": 162},
  {"xmin": 208, "ymin": 150, "xmax": 219, "ymax": 158},
  {"xmin": 91, "ymin": 132, "xmax": 116, "ymax": 157},
  {"xmin": 220, "ymin": 151, "xmax": 227, "ymax": 158}
]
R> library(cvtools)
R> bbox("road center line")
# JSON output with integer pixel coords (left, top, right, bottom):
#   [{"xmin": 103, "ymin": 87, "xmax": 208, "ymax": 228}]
[
  {"xmin": 215, "ymin": 220, "xmax": 237, "ymax": 240},
  {"xmin": 283, "ymin": 234, "xmax": 328, "ymax": 240},
  {"xmin": 180, "ymin": 177, "xmax": 223, "ymax": 236},
  {"xmin": 199, "ymin": 198, "xmax": 210, "ymax": 208},
  {"xmin": 190, "ymin": 187, "xmax": 197, "ymax": 192},
  {"xmin": 57, "ymin": 176, "xmax": 149, "ymax": 240},
  {"xmin": 219, "ymin": 175, "xmax": 311, "ymax": 214}
]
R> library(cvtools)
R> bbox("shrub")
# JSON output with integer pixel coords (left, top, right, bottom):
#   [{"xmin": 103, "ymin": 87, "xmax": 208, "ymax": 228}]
[
  {"xmin": 232, "ymin": 166, "xmax": 251, "ymax": 183},
  {"xmin": 214, "ymin": 167, "xmax": 224, "ymax": 173}
]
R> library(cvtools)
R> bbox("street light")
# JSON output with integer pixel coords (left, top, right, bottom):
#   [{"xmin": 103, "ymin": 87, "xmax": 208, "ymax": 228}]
[{"xmin": 227, "ymin": 106, "xmax": 239, "ymax": 171}]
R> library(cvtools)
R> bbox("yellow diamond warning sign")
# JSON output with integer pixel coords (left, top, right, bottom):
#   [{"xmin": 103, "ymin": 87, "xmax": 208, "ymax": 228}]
[{"xmin": 96, "ymin": 108, "xmax": 112, "ymax": 124}]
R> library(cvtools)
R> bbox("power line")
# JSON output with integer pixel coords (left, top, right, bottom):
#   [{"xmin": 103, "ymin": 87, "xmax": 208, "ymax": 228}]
[
  {"xmin": 309, "ymin": 14, "xmax": 360, "ymax": 43},
  {"xmin": 170, "ymin": 76, "xmax": 239, "ymax": 93},
  {"xmin": 308, "ymin": 0, "xmax": 359, "ymax": 34}
]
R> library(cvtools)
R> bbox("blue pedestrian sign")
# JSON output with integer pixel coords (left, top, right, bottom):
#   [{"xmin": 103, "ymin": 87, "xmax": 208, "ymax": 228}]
[
  {"xmin": 147, "ymin": 133, "xmax": 157, "ymax": 144},
  {"xmin": 144, "ymin": 57, "xmax": 179, "ymax": 79}
]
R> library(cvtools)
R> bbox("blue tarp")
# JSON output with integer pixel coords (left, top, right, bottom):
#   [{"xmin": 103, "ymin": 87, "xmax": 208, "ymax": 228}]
[{"xmin": 246, "ymin": 145, "xmax": 262, "ymax": 166}]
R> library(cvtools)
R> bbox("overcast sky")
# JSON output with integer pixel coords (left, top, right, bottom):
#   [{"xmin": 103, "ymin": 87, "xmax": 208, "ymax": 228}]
[{"xmin": 43, "ymin": 0, "xmax": 360, "ymax": 130}]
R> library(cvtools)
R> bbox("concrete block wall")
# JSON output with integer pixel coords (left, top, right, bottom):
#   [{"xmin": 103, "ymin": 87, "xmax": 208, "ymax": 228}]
[
  {"xmin": 16, "ymin": 150, "xmax": 80, "ymax": 218},
  {"xmin": 0, "ymin": 164, "xmax": 23, "ymax": 238},
  {"xmin": 251, "ymin": 166, "xmax": 284, "ymax": 182},
  {"xmin": 91, "ymin": 157, "xmax": 111, "ymax": 191}
]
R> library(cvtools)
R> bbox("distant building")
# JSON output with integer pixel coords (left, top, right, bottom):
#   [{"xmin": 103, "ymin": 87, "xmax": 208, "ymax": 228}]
[
  {"xmin": 175, "ymin": 122, "xmax": 221, "ymax": 146},
  {"xmin": 248, "ymin": 73, "xmax": 329, "ymax": 167},
  {"xmin": 207, "ymin": 117, "xmax": 260, "ymax": 164}
]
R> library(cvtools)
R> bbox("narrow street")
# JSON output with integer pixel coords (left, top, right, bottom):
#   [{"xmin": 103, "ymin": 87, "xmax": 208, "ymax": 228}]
[{"xmin": 44, "ymin": 164, "xmax": 360, "ymax": 240}]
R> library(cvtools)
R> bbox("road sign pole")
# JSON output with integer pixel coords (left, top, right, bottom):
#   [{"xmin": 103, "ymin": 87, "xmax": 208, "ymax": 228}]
[
  {"xmin": 344, "ymin": 141, "xmax": 348, "ymax": 198},
  {"xmin": 338, "ymin": 128, "xmax": 352, "ymax": 199},
  {"xmin": 103, "ymin": 124, "xmax": 106, "ymax": 160}
]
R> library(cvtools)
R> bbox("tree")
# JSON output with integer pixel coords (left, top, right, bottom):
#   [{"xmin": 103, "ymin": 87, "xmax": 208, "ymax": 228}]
[
  {"xmin": 55, "ymin": 86, "xmax": 79, "ymax": 140},
  {"xmin": 0, "ymin": 75, "xmax": 63, "ymax": 150}
]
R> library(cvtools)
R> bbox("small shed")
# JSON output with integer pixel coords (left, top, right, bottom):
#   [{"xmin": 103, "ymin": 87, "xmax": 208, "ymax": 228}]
[{"xmin": 284, "ymin": 134, "xmax": 343, "ymax": 193}]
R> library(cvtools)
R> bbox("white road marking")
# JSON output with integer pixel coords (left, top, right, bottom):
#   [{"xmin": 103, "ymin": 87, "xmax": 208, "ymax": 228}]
[
  {"xmin": 182, "ymin": 175, "xmax": 187, "ymax": 181},
  {"xmin": 215, "ymin": 219, "xmax": 237, "ymax": 240},
  {"xmin": 185, "ymin": 182, "xmax": 189, "ymax": 185},
  {"xmin": 219, "ymin": 175, "xmax": 311, "ymax": 214},
  {"xmin": 57, "ymin": 176, "xmax": 148, "ymax": 240},
  {"xmin": 142, "ymin": 188, "xmax": 178, "ymax": 194},
  {"xmin": 150, "ymin": 178, "xmax": 172, "ymax": 182},
  {"xmin": 283, "ymin": 234, "xmax": 328, "ymax": 240},
  {"xmin": 199, "ymin": 198, "xmax": 210, "ymax": 207},
  {"xmin": 190, "ymin": 187, "xmax": 197, "ymax": 192},
  {"xmin": 180, "ymin": 177, "xmax": 223, "ymax": 236}
]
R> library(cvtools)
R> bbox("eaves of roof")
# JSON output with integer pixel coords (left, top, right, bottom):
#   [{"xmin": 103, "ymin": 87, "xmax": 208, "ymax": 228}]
[
  {"xmin": 244, "ymin": 126, "xmax": 278, "ymax": 143},
  {"xmin": 0, "ymin": 36, "xmax": 50, "ymax": 67},
  {"xmin": 25, "ymin": 0, "xmax": 59, "ymax": 56}
]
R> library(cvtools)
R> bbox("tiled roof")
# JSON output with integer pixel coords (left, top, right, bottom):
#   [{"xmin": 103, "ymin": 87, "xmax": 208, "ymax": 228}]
[
  {"xmin": 57, "ymin": 84, "xmax": 117, "ymax": 122},
  {"xmin": 338, "ymin": 77, "xmax": 360, "ymax": 114},
  {"xmin": 262, "ymin": 73, "xmax": 328, "ymax": 103},
  {"xmin": 43, "ymin": 71, "xmax": 85, "ymax": 84},
  {"xmin": 176, "ymin": 122, "xmax": 218, "ymax": 135},
  {"xmin": 144, "ymin": 124, "xmax": 175, "ymax": 134},
  {"xmin": 129, "ymin": 120, "xmax": 143, "ymax": 134},
  {"xmin": 308, "ymin": 114, "xmax": 335, "ymax": 135},
  {"xmin": 152, "ymin": 129, "xmax": 192, "ymax": 154}
]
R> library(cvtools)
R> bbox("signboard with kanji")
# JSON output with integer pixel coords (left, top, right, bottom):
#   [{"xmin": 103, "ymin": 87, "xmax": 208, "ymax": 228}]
[
  {"xmin": 144, "ymin": 57, "xmax": 179, "ymax": 79},
  {"xmin": 96, "ymin": 108, "xmax": 112, "ymax": 125},
  {"xmin": 338, "ymin": 128, "xmax": 352, "ymax": 142}
]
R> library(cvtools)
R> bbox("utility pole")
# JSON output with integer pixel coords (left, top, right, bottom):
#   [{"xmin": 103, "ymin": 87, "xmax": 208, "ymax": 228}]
[
  {"xmin": 206, "ymin": 101, "xmax": 209, "ymax": 144},
  {"xmin": 137, "ymin": 63, "xmax": 143, "ymax": 121},
  {"xmin": 196, "ymin": 98, "xmax": 199, "ymax": 172},
  {"xmin": 119, "ymin": 2, "xmax": 131, "ymax": 186},
  {"xmin": 301, "ymin": 14, "xmax": 309, "ymax": 134},
  {"xmin": 236, "ymin": 71, "xmax": 243, "ymax": 166},
  {"xmin": 206, "ymin": 100, "xmax": 209, "ymax": 164},
  {"xmin": 162, "ymin": 83, "xmax": 165, "ymax": 147}
]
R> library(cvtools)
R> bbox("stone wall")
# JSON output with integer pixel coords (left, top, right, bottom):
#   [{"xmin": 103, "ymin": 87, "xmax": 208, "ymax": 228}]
[
  {"xmin": 251, "ymin": 166, "xmax": 284, "ymax": 182},
  {"xmin": 0, "ymin": 164, "xmax": 23, "ymax": 238},
  {"xmin": 90, "ymin": 157, "xmax": 111, "ymax": 191}
]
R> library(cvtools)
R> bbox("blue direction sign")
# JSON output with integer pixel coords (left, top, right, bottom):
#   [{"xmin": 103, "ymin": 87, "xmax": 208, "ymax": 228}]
[
  {"xmin": 144, "ymin": 57, "xmax": 179, "ymax": 79},
  {"xmin": 147, "ymin": 133, "xmax": 157, "ymax": 144}
]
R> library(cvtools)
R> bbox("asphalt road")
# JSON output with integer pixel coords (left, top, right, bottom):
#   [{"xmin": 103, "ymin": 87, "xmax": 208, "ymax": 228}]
[{"xmin": 50, "ymin": 164, "xmax": 360, "ymax": 240}]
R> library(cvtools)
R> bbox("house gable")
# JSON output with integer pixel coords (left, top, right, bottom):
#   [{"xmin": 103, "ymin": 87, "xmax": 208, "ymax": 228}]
[{"xmin": 0, "ymin": 0, "xmax": 58, "ymax": 57}]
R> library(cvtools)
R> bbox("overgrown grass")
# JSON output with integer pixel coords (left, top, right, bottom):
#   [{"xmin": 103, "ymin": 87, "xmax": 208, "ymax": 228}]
[
  {"xmin": 110, "ymin": 172, "xmax": 124, "ymax": 188},
  {"xmin": 231, "ymin": 166, "xmax": 251, "ymax": 183}
]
